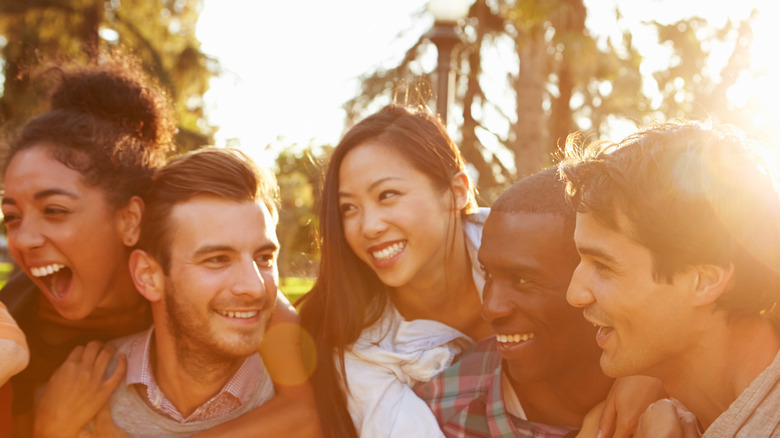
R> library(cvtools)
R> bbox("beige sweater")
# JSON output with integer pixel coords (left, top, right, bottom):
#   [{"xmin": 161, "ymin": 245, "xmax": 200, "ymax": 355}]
[{"xmin": 703, "ymin": 349, "xmax": 780, "ymax": 437}]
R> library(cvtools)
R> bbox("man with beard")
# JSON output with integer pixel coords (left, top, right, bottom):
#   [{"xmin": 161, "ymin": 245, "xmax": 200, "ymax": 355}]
[{"xmin": 105, "ymin": 147, "xmax": 281, "ymax": 435}]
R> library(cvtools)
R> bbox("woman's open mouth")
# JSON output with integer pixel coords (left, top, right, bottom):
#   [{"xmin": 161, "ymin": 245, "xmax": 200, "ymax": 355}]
[{"xmin": 31, "ymin": 263, "xmax": 73, "ymax": 299}]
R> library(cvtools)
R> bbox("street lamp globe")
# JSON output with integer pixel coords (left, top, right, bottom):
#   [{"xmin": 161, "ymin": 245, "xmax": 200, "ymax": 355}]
[{"xmin": 427, "ymin": 0, "xmax": 471, "ymax": 23}]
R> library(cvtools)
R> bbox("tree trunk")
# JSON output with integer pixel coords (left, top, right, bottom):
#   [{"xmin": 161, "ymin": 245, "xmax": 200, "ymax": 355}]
[{"xmin": 512, "ymin": 30, "xmax": 548, "ymax": 178}]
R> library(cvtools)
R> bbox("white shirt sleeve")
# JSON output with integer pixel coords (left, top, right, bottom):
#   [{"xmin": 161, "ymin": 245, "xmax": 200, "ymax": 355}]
[{"xmin": 343, "ymin": 350, "xmax": 445, "ymax": 438}]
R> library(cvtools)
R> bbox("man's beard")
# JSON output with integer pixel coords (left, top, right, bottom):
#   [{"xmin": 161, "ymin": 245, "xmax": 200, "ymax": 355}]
[{"xmin": 163, "ymin": 277, "xmax": 266, "ymax": 371}]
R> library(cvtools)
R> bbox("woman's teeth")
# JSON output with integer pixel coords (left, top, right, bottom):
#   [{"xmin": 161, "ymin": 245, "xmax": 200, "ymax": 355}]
[
  {"xmin": 496, "ymin": 333, "xmax": 535, "ymax": 343},
  {"xmin": 372, "ymin": 242, "xmax": 406, "ymax": 260},
  {"xmin": 31, "ymin": 263, "xmax": 65, "ymax": 278}
]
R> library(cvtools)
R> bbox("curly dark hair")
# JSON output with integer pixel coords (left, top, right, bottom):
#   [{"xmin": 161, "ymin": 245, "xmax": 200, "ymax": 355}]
[{"xmin": 3, "ymin": 51, "xmax": 176, "ymax": 207}]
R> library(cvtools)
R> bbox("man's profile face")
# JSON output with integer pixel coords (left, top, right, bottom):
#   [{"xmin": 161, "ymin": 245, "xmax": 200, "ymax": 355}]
[
  {"xmin": 162, "ymin": 195, "xmax": 279, "ymax": 360},
  {"xmin": 479, "ymin": 211, "xmax": 600, "ymax": 385},
  {"xmin": 567, "ymin": 211, "xmax": 699, "ymax": 378}
]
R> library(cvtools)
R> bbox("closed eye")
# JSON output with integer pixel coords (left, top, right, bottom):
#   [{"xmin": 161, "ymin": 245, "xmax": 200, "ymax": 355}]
[{"xmin": 43, "ymin": 206, "xmax": 69, "ymax": 215}]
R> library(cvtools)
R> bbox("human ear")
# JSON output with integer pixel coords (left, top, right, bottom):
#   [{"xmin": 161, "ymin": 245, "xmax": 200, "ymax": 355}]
[
  {"xmin": 129, "ymin": 249, "xmax": 164, "ymax": 303},
  {"xmin": 117, "ymin": 196, "xmax": 144, "ymax": 247},
  {"xmin": 691, "ymin": 263, "xmax": 734, "ymax": 307},
  {"xmin": 449, "ymin": 171, "xmax": 471, "ymax": 211}
]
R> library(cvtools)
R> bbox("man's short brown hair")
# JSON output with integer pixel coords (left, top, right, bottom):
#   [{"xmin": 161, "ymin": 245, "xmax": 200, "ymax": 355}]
[{"xmin": 137, "ymin": 147, "xmax": 279, "ymax": 273}]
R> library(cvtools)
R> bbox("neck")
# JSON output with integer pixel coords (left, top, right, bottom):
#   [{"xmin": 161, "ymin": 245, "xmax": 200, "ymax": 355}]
[
  {"xmin": 152, "ymin": 324, "xmax": 244, "ymax": 418},
  {"xmin": 38, "ymin": 289, "xmax": 150, "ymax": 343},
  {"xmin": 514, "ymin": 361, "xmax": 614, "ymax": 427},
  {"xmin": 659, "ymin": 315, "xmax": 780, "ymax": 430},
  {"xmin": 390, "ymin": 225, "xmax": 492, "ymax": 340}
]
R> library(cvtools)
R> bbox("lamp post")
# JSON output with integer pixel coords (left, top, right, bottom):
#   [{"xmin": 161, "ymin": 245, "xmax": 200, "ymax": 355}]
[{"xmin": 427, "ymin": 0, "xmax": 470, "ymax": 125}]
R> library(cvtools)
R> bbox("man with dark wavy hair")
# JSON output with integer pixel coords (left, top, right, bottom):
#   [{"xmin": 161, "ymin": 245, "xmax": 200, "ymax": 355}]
[{"xmin": 560, "ymin": 121, "xmax": 780, "ymax": 437}]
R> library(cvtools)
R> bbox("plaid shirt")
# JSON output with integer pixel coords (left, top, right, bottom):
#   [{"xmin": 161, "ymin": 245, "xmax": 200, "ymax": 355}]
[
  {"xmin": 414, "ymin": 338, "xmax": 577, "ymax": 438},
  {"xmin": 125, "ymin": 327, "xmax": 263, "ymax": 423}
]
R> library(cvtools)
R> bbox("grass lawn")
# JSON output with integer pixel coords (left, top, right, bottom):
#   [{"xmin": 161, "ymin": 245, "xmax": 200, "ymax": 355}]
[
  {"xmin": 0, "ymin": 262, "xmax": 14, "ymax": 289},
  {"xmin": 280, "ymin": 276, "xmax": 315, "ymax": 305}
]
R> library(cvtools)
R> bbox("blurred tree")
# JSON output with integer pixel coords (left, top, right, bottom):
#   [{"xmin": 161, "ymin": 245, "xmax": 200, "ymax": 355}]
[
  {"xmin": 275, "ymin": 144, "xmax": 330, "ymax": 279},
  {"xmin": 649, "ymin": 12, "xmax": 773, "ymax": 145},
  {"xmin": 344, "ymin": 0, "xmax": 762, "ymax": 203},
  {"xmin": 0, "ymin": 0, "xmax": 214, "ymax": 151}
]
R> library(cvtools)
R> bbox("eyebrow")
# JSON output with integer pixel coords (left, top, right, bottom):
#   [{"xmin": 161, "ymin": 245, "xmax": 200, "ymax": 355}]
[
  {"xmin": 193, "ymin": 242, "xmax": 279, "ymax": 258},
  {"xmin": 577, "ymin": 245, "xmax": 620, "ymax": 265},
  {"xmin": 478, "ymin": 253, "xmax": 543, "ymax": 273},
  {"xmin": 1, "ymin": 188, "xmax": 79, "ymax": 206},
  {"xmin": 338, "ymin": 176, "xmax": 402, "ymax": 197}
]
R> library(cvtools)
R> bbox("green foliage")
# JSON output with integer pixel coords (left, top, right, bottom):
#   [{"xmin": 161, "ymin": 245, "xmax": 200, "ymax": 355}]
[
  {"xmin": 0, "ymin": 0, "xmax": 214, "ymax": 152},
  {"xmin": 280, "ymin": 276, "xmax": 315, "ymax": 305},
  {"xmin": 0, "ymin": 261, "xmax": 14, "ymax": 288}
]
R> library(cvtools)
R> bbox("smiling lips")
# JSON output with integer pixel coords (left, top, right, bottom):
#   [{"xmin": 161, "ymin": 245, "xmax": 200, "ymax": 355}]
[
  {"xmin": 370, "ymin": 241, "xmax": 406, "ymax": 261},
  {"xmin": 30, "ymin": 263, "xmax": 69, "ymax": 299},
  {"xmin": 216, "ymin": 309, "xmax": 259, "ymax": 319},
  {"xmin": 30, "ymin": 263, "xmax": 65, "ymax": 278},
  {"xmin": 585, "ymin": 315, "xmax": 615, "ymax": 348},
  {"xmin": 496, "ymin": 332, "xmax": 535, "ymax": 344}
]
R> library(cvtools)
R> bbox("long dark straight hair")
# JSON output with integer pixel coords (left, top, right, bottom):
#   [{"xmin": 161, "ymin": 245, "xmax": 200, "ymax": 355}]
[{"xmin": 299, "ymin": 104, "xmax": 477, "ymax": 437}]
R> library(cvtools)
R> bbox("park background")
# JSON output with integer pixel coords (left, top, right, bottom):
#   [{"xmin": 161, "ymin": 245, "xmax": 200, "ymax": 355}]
[{"xmin": 0, "ymin": 0, "xmax": 777, "ymax": 301}]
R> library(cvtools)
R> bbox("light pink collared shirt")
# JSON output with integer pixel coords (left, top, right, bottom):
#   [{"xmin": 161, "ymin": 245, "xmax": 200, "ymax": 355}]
[{"xmin": 125, "ymin": 327, "xmax": 263, "ymax": 423}]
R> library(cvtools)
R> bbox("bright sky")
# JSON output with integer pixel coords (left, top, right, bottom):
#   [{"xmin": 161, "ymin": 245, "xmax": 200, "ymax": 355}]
[
  {"xmin": 196, "ymin": 0, "xmax": 429, "ymax": 167},
  {"xmin": 196, "ymin": 0, "xmax": 780, "ymax": 168}
]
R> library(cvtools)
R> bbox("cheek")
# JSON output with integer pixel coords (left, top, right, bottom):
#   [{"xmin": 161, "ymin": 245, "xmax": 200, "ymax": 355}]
[
  {"xmin": 7, "ymin": 238, "xmax": 23, "ymax": 264},
  {"xmin": 340, "ymin": 219, "xmax": 363, "ymax": 255},
  {"xmin": 261, "ymin": 271, "xmax": 278, "ymax": 297}
]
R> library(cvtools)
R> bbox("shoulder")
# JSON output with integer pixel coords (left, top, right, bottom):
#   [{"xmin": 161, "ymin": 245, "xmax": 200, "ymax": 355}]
[{"xmin": 414, "ymin": 337, "xmax": 499, "ymax": 411}]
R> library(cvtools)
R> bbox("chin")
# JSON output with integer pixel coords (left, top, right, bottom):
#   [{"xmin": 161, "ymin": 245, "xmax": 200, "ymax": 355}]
[{"xmin": 53, "ymin": 303, "xmax": 91, "ymax": 321}]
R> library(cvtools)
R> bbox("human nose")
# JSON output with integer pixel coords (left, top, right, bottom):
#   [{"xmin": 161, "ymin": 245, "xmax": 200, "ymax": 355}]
[
  {"xmin": 232, "ymin": 258, "xmax": 272, "ymax": 302},
  {"xmin": 360, "ymin": 206, "xmax": 388, "ymax": 238},
  {"xmin": 481, "ymin": 280, "xmax": 513, "ymax": 323},
  {"xmin": 10, "ymin": 217, "xmax": 45, "ymax": 252},
  {"xmin": 566, "ymin": 261, "xmax": 595, "ymax": 308}
]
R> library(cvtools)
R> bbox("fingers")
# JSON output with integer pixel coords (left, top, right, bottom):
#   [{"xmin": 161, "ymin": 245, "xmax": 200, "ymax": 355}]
[
  {"xmin": 636, "ymin": 399, "xmax": 689, "ymax": 438},
  {"xmin": 577, "ymin": 401, "xmax": 606, "ymax": 438},
  {"xmin": 604, "ymin": 375, "xmax": 667, "ymax": 438},
  {"xmin": 81, "ymin": 340, "xmax": 105, "ymax": 366},
  {"xmin": 597, "ymin": 395, "xmax": 617, "ymax": 438},
  {"xmin": 102, "ymin": 354, "xmax": 127, "ymax": 395},
  {"xmin": 612, "ymin": 413, "xmax": 634, "ymax": 438},
  {"xmin": 34, "ymin": 342, "xmax": 123, "ymax": 438},
  {"xmin": 670, "ymin": 399, "xmax": 700, "ymax": 438}
]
